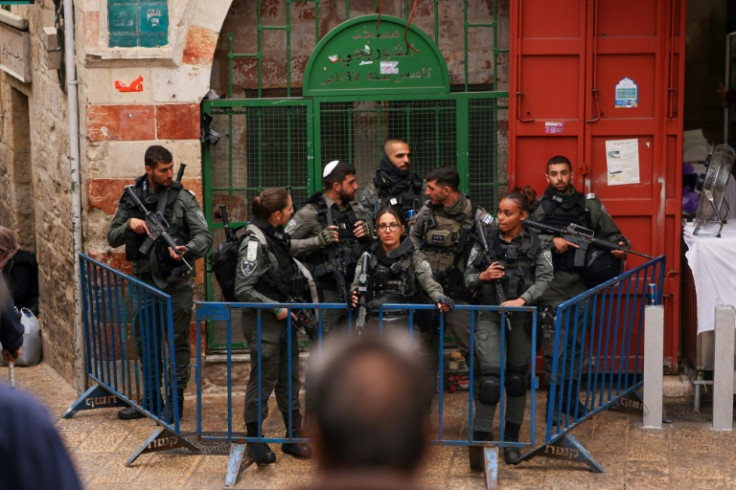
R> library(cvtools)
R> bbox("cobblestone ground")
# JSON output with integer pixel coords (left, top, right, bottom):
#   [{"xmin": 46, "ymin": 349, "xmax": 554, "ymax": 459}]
[{"xmin": 9, "ymin": 363, "xmax": 736, "ymax": 489}]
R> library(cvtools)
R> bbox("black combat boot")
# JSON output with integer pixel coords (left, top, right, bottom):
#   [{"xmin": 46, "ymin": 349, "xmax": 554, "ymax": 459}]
[
  {"xmin": 468, "ymin": 431, "xmax": 494, "ymax": 472},
  {"xmin": 503, "ymin": 422, "xmax": 522, "ymax": 465},
  {"xmin": 118, "ymin": 392, "xmax": 162, "ymax": 420},
  {"xmin": 246, "ymin": 422, "xmax": 276, "ymax": 465},
  {"xmin": 281, "ymin": 411, "xmax": 311, "ymax": 459}
]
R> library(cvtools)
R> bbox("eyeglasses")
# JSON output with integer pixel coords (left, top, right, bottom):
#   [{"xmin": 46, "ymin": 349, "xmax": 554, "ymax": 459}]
[{"xmin": 377, "ymin": 223, "xmax": 400, "ymax": 232}]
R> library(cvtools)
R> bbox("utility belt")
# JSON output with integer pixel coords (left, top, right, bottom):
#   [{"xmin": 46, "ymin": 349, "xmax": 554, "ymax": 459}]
[
  {"xmin": 372, "ymin": 309, "xmax": 409, "ymax": 319},
  {"xmin": 312, "ymin": 261, "xmax": 347, "ymax": 281}
]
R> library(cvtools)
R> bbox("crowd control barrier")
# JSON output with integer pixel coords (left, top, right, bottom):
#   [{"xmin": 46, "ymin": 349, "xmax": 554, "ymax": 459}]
[
  {"xmin": 192, "ymin": 301, "xmax": 539, "ymax": 487},
  {"xmin": 64, "ymin": 254, "xmax": 197, "ymax": 463},
  {"xmin": 66, "ymin": 254, "xmax": 665, "ymax": 488},
  {"xmin": 517, "ymin": 255, "xmax": 666, "ymax": 472}
]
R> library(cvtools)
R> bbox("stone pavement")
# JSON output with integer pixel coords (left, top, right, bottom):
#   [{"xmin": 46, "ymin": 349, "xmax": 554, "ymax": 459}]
[{"xmin": 9, "ymin": 363, "xmax": 736, "ymax": 489}]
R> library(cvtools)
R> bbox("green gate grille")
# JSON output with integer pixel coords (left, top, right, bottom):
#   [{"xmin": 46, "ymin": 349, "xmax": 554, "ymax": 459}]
[{"xmin": 202, "ymin": 2, "xmax": 508, "ymax": 351}]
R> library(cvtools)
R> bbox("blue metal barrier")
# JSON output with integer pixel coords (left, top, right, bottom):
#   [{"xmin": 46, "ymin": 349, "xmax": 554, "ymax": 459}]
[
  {"xmin": 64, "ymin": 254, "xmax": 197, "ymax": 463},
  {"xmin": 517, "ymin": 255, "xmax": 666, "ymax": 471},
  {"xmin": 193, "ymin": 301, "xmax": 539, "ymax": 486}
]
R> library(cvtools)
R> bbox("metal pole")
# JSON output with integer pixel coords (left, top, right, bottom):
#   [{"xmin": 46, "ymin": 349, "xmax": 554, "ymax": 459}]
[
  {"xmin": 642, "ymin": 305, "xmax": 664, "ymax": 429},
  {"xmin": 713, "ymin": 305, "xmax": 735, "ymax": 431},
  {"xmin": 64, "ymin": 0, "xmax": 86, "ymax": 395}
]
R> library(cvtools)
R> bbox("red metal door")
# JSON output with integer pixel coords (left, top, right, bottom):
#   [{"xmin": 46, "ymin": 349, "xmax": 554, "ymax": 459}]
[{"xmin": 509, "ymin": 0, "xmax": 686, "ymax": 372}]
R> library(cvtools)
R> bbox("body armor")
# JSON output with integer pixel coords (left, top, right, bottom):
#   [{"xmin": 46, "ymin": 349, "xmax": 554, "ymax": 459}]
[
  {"xmin": 121, "ymin": 175, "xmax": 185, "ymax": 261},
  {"xmin": 248, "ymin": 223, "xmax": 307, "ymax": 302},
  {"xmin": 537, "ymin": 188, "xmax": 590, "ymax": 272},
  {"xmin": 420, "ymin": 199, "xmax": 476, "ymax": 301},
  {"xmin": 304, "ymin": 193, "xmax": 363, "ymax": 289},
  {"xmin": 476, "ymin": 226, "xmax": 540, "ymax": 304},
  {"xmin": 367, "ymin": 240, "xmax": 416, "ymax": 311}
]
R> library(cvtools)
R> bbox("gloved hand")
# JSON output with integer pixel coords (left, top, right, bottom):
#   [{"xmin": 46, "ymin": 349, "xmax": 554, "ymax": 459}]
[
  {"xmin": 437, "ymin": 294, "xmax": 455, "ymax": 310},
  {"xmin": 315, "ymin": 226, "xmax": 338, "ymax": 247}
]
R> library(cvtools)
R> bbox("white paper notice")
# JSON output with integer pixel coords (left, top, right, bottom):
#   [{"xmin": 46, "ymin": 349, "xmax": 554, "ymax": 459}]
[{"xmin": 605, "ymin": 139, "xmax": 640, "ymax": 185}]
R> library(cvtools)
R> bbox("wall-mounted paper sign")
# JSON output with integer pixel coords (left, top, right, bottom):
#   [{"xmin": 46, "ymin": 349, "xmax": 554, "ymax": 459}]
[{"xmin": 606, "ymin": 138, "xmax": 640, "ymax": 185}]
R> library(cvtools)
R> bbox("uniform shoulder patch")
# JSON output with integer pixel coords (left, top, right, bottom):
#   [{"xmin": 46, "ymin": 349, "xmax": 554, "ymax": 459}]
[
  {"xmin": 196, "ymin": 209, "xmax": 208, "ymax": 227},
  {"xmin": 246, "ymin": 239, "xmax": 259, "ymax": 262},
  {"xmin": 420, "ymin": 259, "xmax": 433, "ymax": 273},
  {"xmin": 543, "ymin": 249, "xmax": 553, "ymax": 268},
  {"xmin": 468, "ymin": 247, "xmax": 479, "ymax": 266},
  {"xmin": 284, "ymin": 219, "xmax": 300, "ymax": 234}
]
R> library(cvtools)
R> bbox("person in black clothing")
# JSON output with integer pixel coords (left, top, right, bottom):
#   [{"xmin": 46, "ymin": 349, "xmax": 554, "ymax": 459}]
[
  {"xmin": 357, "ymin": 138, "xmax": 424, "ymax": 223},
  {"xmin": 0, "ymin": 227, "xmax": 39, "ymax": 316},
  {"xmin": 0, "ymin": 276, "xmax": 23, "ymax": 365}
]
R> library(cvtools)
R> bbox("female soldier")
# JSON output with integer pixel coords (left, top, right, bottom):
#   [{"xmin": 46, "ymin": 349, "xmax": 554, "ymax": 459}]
[
  {"xmin": 234, "ymin": 188, "xmax": 313, "ymax": 465},
  {"xmin": 349, "ymin": 207, "xmax": 454, "ymax": 332},
  {"xmin": 464, "ymin": 187, "xmax": 553, "ymax": 467}
]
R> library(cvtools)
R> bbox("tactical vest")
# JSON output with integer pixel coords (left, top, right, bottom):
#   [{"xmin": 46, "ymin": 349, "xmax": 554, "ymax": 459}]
[
  {"xmin": 245, "ymin": 224, "xmax": 307, "ymax": 303},
  {"xmin": 122, "ymin": 175, "xmax": 185, "ymax": 261},
  {"xmin": 373, "ymin": 178, "xmax": 423, "ymax": 221},
  {"xmin": 420, "ymin": 199, "xmax": 476, "ymax": 300},
  {"xmin": 304, "ymin": 192, "xmax": 363, "ymax": 287},
  {"xmin": 478, "ymin": 227, "xmax": 540, "ymax": 303},
  {"xmin": 538, "ymin": 189, "xmax": 590, "ymax": 272},
  {"xmin": 367, "ymin": 240, "xmax": 416, "ymax": 310}
]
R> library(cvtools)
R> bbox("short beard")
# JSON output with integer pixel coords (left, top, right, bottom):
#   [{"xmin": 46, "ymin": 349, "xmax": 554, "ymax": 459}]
[{"xmin": 338, "ymin": 188, "xmax": 354, "ymax": 203}]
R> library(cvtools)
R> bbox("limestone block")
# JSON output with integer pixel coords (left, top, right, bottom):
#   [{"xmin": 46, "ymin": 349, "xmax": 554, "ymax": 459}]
[
  {"xmin": 156, "ymin": 103, "xmax": 200, "ymax": 140},
  {"xmin": 151, "ymin": 64, "xmax": 210, "ymax": 103},
  {"xmin": 192, "ymin": 0, "xmax": 231, "ymax": 33}
]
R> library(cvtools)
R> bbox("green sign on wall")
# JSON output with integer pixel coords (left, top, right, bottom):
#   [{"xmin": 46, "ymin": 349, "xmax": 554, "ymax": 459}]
[
  {"xmin": 108, "ymin": 0, "xmax": 168, "ymax": 48},
  {"xmin": 303, "ymin": 15, "xmax": 449, "ymax": 96}
]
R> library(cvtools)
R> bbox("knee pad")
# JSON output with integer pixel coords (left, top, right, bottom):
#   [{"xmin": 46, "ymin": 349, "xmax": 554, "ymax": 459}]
[
  {"xmin": 504, "ymin": 365, "xmax": 527, "ymax": 397},
  {"xmin": 478, "ymin": 375, "xmax": 501, "ymax": 405}
]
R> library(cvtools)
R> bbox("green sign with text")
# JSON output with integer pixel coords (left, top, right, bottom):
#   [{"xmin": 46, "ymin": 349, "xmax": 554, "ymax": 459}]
[{"xmin": 303, "ymin": 15, "xmax": 449, "ymax": 96}]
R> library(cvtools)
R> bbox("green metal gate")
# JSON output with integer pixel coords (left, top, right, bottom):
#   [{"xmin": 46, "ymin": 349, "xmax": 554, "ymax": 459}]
[{"xmin": 202, "ymin": 6, "xmax": 508, "ymax": 351}]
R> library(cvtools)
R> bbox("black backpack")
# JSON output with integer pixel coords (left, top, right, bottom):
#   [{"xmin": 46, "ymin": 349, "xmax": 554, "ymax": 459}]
[{"xmin": 209, "ymin": 206, "xmax": 246, "ymax": 301}]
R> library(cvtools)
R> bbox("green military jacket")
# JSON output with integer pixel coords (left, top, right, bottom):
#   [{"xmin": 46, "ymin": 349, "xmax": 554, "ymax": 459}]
[{"xmin": 107, "ymin": 179, "xmax": 212, "ymax": 277}]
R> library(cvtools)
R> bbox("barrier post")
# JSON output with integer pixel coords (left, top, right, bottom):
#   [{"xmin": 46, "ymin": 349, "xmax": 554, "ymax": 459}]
[
  {"xmin": 642, "ymin": 304, "xmax": 664, "ymax": 429},
  {"xmin": 712, "ymin": 305, "xmax": 735, "ymax": 431}
]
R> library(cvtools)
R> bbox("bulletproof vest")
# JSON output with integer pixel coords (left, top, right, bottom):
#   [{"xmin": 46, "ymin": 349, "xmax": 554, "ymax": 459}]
[
  {"xmin": 121, "ymin": 176, "xmax": 184, "ymax": 261},
  {"xmin": 420, "ymin": 198, "xmax": 475, "ymax": 275},
  {"xmin": 538, "ymin": 189, "xmax": 590, "ymax": 272},
  {"xmin": 367, "ymin": 240, "xmax": 415, "ymax": 308},
  {"xmin": 480, "ymin": 227, "xmax": 540, "ymax": 303},
  {"xmin": 304, "ymin": 192, "xmax": 363, "ymax": 286},
  {"xmin": 247, "ymin": 224, "xmax": 306, "ymax": 302},
  {"xmin": 373, "ymin": 178, "xmax": 423, "ymax": 222}
]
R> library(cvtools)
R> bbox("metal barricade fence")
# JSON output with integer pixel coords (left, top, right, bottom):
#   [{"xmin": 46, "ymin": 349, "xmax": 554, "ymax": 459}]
[
  {"xmin": 64, "ymin": 255, "xmax": 195, "ymax": 462},
  {"xmin": 192, "ymin": 301, "xmax": 539, "ymax": 486},
  {"xmin": 65, "ymin": 253, "xmax": 665, "ymax": 486},
  {"xmin": 518, "ymin": 255, "xmax": 666, "ymax": 471}
]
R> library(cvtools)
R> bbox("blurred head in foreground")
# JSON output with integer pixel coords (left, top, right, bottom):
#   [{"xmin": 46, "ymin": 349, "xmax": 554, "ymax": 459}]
[{"xmin": 306, "ymin": 331, "xmax": 432, "ymax": 476}]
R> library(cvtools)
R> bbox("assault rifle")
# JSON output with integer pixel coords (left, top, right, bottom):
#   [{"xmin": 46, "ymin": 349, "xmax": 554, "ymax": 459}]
[
  {"xmin": 354, "ymin": 253, "xmax": 370, "ymax": 334},
  {"xmin": 288, "ymin": 300, "xmax": 319, "ymax": 341},
  {"xmin": 475, "ymin": 219, "xmax": 512, "ymax": 332},
  {"xmin": 524, "ymin": 221, "xmax": 652, "ymax": 267},
  {"xmin": 125, "ymin": 170, "xmax": 192, "ymax": 273},
  {"xmin": 220, "ymin": 204, "xmax": 238, "ymax": 243}
]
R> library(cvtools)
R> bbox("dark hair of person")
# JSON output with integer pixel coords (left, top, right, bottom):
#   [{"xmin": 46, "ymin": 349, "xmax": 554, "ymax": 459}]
[
  {"xmin": 251, "ymin": 188, "xmax": 290, "ymax": 220},
  {"xmin": 383, "ymin": 138, "xmax": 408, "ymax": 151},
  {"xmin": 546, "ymin": 155, "xmax": 572, "ymax": 173},
  {"xmin": 323, "ymin": 160, "xmax": 356, "ymax": 189},
  {"xmin": 375, "ymin": 206, "xmax": 404, "ymax": 226},
  {"xmin": 310, "ymin": 334, "xmax": 430, "ymax": 473},
  {"xmin": 503, "ymin": 186, "xmax": 537, "ymax": 213},
  {"xmin": 425, "ymin": 166, "xmax": 460, "ymax": 191},
  {"xmin": 144, "ymin": 145, "xmax": 173, "ymax": 169}
]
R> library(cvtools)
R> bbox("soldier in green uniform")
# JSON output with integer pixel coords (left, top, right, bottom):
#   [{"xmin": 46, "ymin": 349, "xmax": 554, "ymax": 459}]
[
  {"xmin": 357, "ymin": 138, "xmax": 424, "ymax": 223},
  {"xmin": 465, "ymin": 187, "xmax": 553, "ymax": 467},
  {"xmin": 529, "ymin": 155, "xmax": 627, "ymax": 421},
  {"xmin": 408, "ymin": 166, "xmax": 492, "ymax": 369},
  {"xmin": 349, "ymin": 207, "xmax": 454, "ymax": 332},
  {"xmin": 234, "ymin": 188, "xmax": 312, "ymax": 465},
  {"xmin": 285, "ymin": 160, "xmax": 372, "ymax": 334},
  {"xmin": 107, "ymin": 145, "xmax": 212, "ymax": 421}
]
